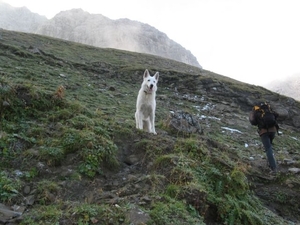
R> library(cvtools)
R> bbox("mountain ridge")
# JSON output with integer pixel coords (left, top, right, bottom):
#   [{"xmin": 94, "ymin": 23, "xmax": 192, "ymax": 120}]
[
  {"xmin": 0, "ymin": 2, "xmax": 201, "ymax": 68},
  {"xmin": 265, "ymin": 74, "xmax": 300, "ymax": 101},
  {"xmin": 0, "ymin": 1, "xmax": 47, "ymax": 32}
]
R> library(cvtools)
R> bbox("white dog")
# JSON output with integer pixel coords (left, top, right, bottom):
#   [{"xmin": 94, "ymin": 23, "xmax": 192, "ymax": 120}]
[{"xmin": 135, "ymin": 69, "xmax": 159, "ymax": 134}]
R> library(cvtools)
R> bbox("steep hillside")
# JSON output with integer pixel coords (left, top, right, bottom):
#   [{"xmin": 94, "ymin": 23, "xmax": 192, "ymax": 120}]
[
  {"xmin": 265, "ymin": 74, "xmax": 300, "ymax": 101},
  {"xmin": 0, "ymin": 29, "xmax": 300, "ymax": 225},
  {"xmin": 0, "ymin": 2, "xmax": 200, "ymax": 68}
]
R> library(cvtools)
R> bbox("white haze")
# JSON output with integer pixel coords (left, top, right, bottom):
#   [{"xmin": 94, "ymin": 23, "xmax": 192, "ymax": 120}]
[{"xmin": 2, "ymin": 0, "xmax": 300, "ymax": 86}]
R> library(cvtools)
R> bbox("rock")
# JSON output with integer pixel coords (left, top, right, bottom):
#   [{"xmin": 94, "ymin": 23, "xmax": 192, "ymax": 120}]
[
  {"xmin": 127, "ymin": 174, "xmax": 138, "ymax": 182},
  {"xmin": 109, "ymin": 86, "xmax": 116, "ymax": 91},
  {"xmin": 98, "ymin": 192, "xmax": 117, "ymax": 200},
  {"xmin": 276, "ymin": 108, "xmax": 289, "ymax": 119},
  {"xmin": 288, "ymin": 168, "xmax": 300, "ymax": 174},
  {"xmin": 124, "ymin": 155, "xmax": 139, "ymax": 165},
  {"xmin": 166, "ymin": 110, "xmax": 203, "ymax": 135},
  {"xmin": 0, "ymin": 203, "xmax": 22, "ymax": 221},
  {"xmin": 23, "ymin": 185, "xmax": 31, "ymax": 195},
  {"xmin": 2, "ymin": 100, "xmax": 10, "ymax": 106},
  {"xmin": 140, "ymin": 195, "xmax": 151, "ymax": 203},
  {"xmin": 292, "ymin": 116, "xmax": 300, "ymax": 128},
  {"xmin": 157, "ymin": 95, "xmax": 168, "ymax": 100},
  {"xmin": 283, "ymin": 159, "xmax": 295, "ymax": 165},
  {"xmin": 12, "ymin": 205, "xmax": 26, "ymax": 215},
  {"xmin": 127, "ymin": 206, "xmax": 150, "ymax": 225},
  {"xmin": 24, "ymin": 195, "xmax": 35, "ymax": 206},
  {"xmin": 28, "ymin": 46, "xmax": 41, "ymax": 54}
]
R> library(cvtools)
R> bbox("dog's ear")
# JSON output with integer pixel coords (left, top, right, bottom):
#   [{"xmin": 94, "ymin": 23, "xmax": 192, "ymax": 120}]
[
  {"xmin": 143, "ymin": 69, "xmax": 150, "ymax": 79},
  {"xmin": 154, "ymin": 72, "xmax": 159, "ymax": 82}
]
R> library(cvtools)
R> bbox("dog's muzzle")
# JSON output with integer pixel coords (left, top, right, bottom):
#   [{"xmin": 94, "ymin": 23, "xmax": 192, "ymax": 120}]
[{"xmin": 150, "ymin": 84, "xmax": 154, "ymax": 90}]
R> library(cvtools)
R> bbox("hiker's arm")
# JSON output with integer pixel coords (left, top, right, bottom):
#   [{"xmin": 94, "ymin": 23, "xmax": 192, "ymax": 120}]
[{"xmin": 274, "ymin": 111, "xmax": 279, "ymax": 119}]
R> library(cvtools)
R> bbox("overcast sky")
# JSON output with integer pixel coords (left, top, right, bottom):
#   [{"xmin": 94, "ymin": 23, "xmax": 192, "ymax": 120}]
[{"xmin": 3, "ymin": 0, "xmax": 300, "ymax": 85}]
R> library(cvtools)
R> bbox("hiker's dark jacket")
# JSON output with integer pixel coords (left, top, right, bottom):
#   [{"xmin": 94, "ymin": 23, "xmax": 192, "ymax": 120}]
[{"xmin": 257, "ymin": 111, "xmax": 279, "ymax": 136}]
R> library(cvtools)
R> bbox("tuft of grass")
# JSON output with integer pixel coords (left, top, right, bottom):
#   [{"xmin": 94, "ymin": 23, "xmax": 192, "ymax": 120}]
[
  {"xmin": 36, "ymin": 180, "xmax": 61, "ymax": 205},
  {"xmin": 39, "ymin": 146, "xmax": 65, "ymax": 166},
  {"xmin": 0, "ymin": 171, "xmax": 21, "ymax": 202},
  {"xmin": 21, "ymin": 205, "xmax": 63, "ymax": 225},
  {"xmin": 148, "ymin": 196, "xmax": 205, "ymax": 225},
  {"xmin": 174, "ymin": 138, "xmax": 209, "ymax": 159}
]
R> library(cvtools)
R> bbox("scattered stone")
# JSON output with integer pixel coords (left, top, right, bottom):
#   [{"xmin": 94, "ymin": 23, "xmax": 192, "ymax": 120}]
[
  {"xmin": 140, "ymin": 195, "xmax": 151, "ymax": 203},
  {"xmin": 157, "ymin": 94, "xmax": 168, "ymax": 100},
  {"xmin": 283, "ymin": 159, "xmax": 295, "ymax": 165},
  {"xmin": 98, "ymin": 192, "xmax": 117, "ymax": 200},
  {"xmin": 166, "ymin": 110, "xmax": 203, "ymax": 135},
  {"xmin": 36, "ymin": 162, "xmax": 45, "ymax": 169},
  {"xmin": 12, "ymin": 205, "xmax": 26, "ymax": 215},
  {"xmin": 127, "ymin": 174, "xmax": 138, "ymax": 182},
  {"xmin": 2, "ymin": 100, "xmax": 10, "ymax": 106},
  {"xmin": 23, "ymin": 185, "xmax": 31, "ymax": 195},
  {"xmin": 28, "ymin": 46, "xmax": 42, "ymax": 54},
  {"xmin": 288, "ymin": 168, "xmax": 300, "ymax": 174},
  {"xmin": 24, "ymin": 195, "xmax": 35, "ymax": 206},
  {"xmin": 109, "ymin": 86, "xmax": 116, "ymax": 91},
  {"xmin": 14, "ymin": 170, "xmax": 23, "ymax": 177},
  {"xmin": 127, "ymin": 206, "xmax": 150, "ymax": 225},
  {"xmin": 0, "ymin": 203, "xmax": 22, "ymax": 222},
  {"xmin": 124, "ymin": 155, "xmax": 139, "ymax": 165}
]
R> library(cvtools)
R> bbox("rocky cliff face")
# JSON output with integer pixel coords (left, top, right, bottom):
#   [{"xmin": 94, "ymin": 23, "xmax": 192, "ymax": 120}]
[
  {"xmin": 0, "ymin": 1, "xmax": 47, "ymax": 32},
  {"xmin": 0, "ymin": 4, "xmax": 201, "ymax": 67},
  {"xmin": 265, "ymin": 74, "xmax": 300, "ymax": 101}
]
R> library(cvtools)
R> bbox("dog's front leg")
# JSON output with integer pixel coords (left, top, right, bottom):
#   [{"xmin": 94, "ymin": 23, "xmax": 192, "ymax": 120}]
[
  {"xmin": 135, "ymin": 112, "xmax": 143, "ymax": 130},
  {"xmin": 150, "ymin": 113, "xmax": 157, "ymax": 135},
  {"xmin": 138, "ymin": 118, "xmax": 144, "ymax": 130}
]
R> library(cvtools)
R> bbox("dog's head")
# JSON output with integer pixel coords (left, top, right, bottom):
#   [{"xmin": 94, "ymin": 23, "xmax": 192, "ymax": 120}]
[{"xmin": 142, "ymin": 69, "xmax": 159, "ymax": 94}]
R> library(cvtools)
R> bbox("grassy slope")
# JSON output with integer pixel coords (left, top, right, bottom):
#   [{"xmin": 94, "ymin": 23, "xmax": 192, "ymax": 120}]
[{"xmin": 0, "ymin": 29, "xmax": 300, "ymax": 225}]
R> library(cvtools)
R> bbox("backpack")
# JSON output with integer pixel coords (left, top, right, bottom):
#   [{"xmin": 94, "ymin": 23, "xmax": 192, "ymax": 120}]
[{"xmin": 249, "ymin": 102, "xmax": 278, "ymax": 130}]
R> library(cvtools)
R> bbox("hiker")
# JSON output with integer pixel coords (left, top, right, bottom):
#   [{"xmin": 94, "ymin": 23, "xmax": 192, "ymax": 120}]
[{"xmin": 249, "ymin": 102, "xmax": 279, "ymax": 174}]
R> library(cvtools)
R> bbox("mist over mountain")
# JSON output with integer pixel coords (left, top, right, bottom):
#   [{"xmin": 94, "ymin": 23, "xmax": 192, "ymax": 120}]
[
  {"xmin": 0, "ymin": 2, "xmax": 201, "ymax": 67},
  {"xmin": 0, "ymin": 1, "xmax": 47, "ymax": 32},
  {"xmin": 265, "ymin": 74, "xmax": 300, "ymax": 101}
]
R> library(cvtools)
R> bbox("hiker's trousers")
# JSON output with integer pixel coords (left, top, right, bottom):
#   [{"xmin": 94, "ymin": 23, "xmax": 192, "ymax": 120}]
[{"xmin": 260, "ymin": 132, "xmax": 277, "ymax": 171}]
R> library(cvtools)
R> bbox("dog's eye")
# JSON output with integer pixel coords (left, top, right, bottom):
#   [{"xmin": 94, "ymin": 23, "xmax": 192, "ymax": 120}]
[{"xmin": 148, "ymin": 79, "xmax": 150, "ymax": 81}]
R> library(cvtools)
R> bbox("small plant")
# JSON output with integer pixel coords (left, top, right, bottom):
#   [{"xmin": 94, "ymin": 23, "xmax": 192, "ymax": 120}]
[
  {"xmin": 274, "ymin": 191, "xmax": 288, "ymax": 204},
  {"xmin": 22, "ymin": 168, "xmax": 39, "ymax": 181},
  {"xmin": 61, "ymin": 129, "xmax": 83, "ymax": 153},
  {"xmin": 67, "ymin": 114, "xmax": 95, "ymax": 130},
  {"xmin": 73, "ymin": 204, "xmax": 99, "ymax": 224},
  {"xmin": 0, "ymin": 171, "xmax": 21, "ymax": 202},
  {"xmin": 79, "ymin": 140, "xmax": 119, "ymax": 178},
  {"xmin": 174, "ymin": 138, "xmax": 209, "ymax": 159},
  {"xmin": 21, "ymin": 205, "xmax": 62, "ymax": 224},
  {"xmin": 53, "ymin": 85, "xmax": 65, "ymax": 100},
  {"xmin": 165, "ymin": 184, "xmax": 181, "ymax": 198},
  {"xmin": 36, "ymin": 180, "xmax": 61, "ymax": 205},
  {"xmin": 39, "ymin": 146, "xmax": 64, "ymax": 166},
  {"xmin": 149, "ymin": 196, "xmax": 205, "ymax": 225},
  {"xmin": 70, "ymin": 203, "xmax": 128, "ymax": 224}
]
